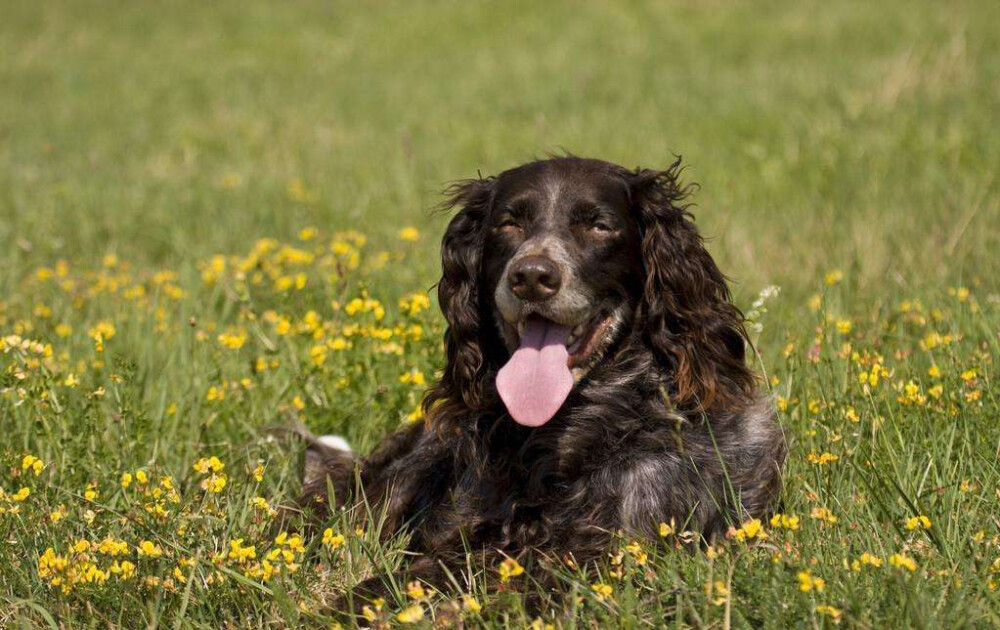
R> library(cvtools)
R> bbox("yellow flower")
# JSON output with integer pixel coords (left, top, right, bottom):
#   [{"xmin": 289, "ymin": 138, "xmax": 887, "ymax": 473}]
[
  {"xmin": 836, "ymin": 319, "xmax": 852, "ymax": 334},
  {"xmin": 498, "ymin": 557, "xmax": 524, "ymax": 583},
  {"xmin": 309, "ymin": 344, "xmax": 327, "ymax": 366},
  {"xmin": 824, "ymin": 269, "xmax": 843, "ymax": 285},
  {"xmin": 361, "ymin": 605, "xmax": 378, "ymax": 622},
  {"xmin": 797, "ymin": 571, "xmax": 825, "ymax": 592},
  {"xmin": 405, "ymin": 403, "xmax": 425, "ymax": 423},
  {"xmin": 810, "ymin": 507, "xmax": 839, "ymax": 525},
  {"xmin": 322, "ymin": 528, "xmax": 346, "ymax": 550},
  {"xmin": 22, "ymin": 455, "xmax": 44, "ymax": 476},
  {"xmin": 88, "ymin": 321, "xmax": 117, "ymax": 352},
  {"xmin": 399, "ymin": 369, "xmax": 426, "ymax": 386},
  {"xmin": 625, "ymin": 540, "xmax": 648, "ymax": 565},
  {"xmin": 889, "ymin": 553, "xmax": 917, "ymax": 572},
  {"xmin": 329, "ymin": 337, "xmax": 348, "ymax": 350},
  {"xmin": 120, "ymin": 473, "xmax": 133, "ymax": 489},
  {"xmin": 250, "ymin": 496, "xmax": 274, "ymax": 515},
  {"xmin": 591, "ymin": 582, "xmax": 613, "ymax": 601},
  {"xmin": 732, "ymin": 518, "xmax": 767, "ymax": 541},
  {"xmin": 137, "ymin": 540, "xmax": 163, "ymax": 558},
  {"xmin": 807, "ymin": 451, "xmax": 840, "ymax": 465},
  {"xmin": 201, "ymin": 474, "xmax": 227, "ymax": 493},
  {"xmin": 193, "ymin": 456, "xmax": 225, "ymax": 474},
  {"xmin": 769, "ymin": 513, "xmax": 800, "ymax": 531},
  {"xmin": 710, "ymin": 580, "xmax": 730, "ymax": 606},
  {"xmin": 398, "ymin": 227, "xmax": 420, "ymax": 242},
  {"xmin": 217, "ymin": 330, "xmax": 247, "ymax": 349},
  {"xmin": 905, "ymin": 515, "xmax": 932, "ymax": 531},
  {"xmin": 659, "ymin": 521, "xmax": 676, "ymax": 537},
  {"xmin": 396, "ymin": 604, "xmax": 424, "ymax": 624},
  {"xmin": 49, "ymin": 505, "xmax": 68, "ymax": 523},
  {"xmin": 815, "ymin": 605, "xmax": 842, "ymax": 622},
  {"xmin": 406, "ymin": 580, "xmax": 426, "ymax": 600},
  {"xmin": 398, "ymin": 292, "xmax": 431, "ymax": 316},
  {"xmin": 927, "ymin": 365, "xmax": 941, "ymax": 378},
  {"xmin": 851, "ymin": 551, "xmax": 883, "ymax": 571},
  {"xmin": 462, "ymin": 595, "xmax": 482, "ymax": 612}
]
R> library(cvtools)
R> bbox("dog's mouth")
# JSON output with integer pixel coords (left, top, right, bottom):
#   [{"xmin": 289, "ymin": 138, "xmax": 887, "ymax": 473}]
[
  {"xmin": 496, "ymin": 309, "xmax": 616, "ymax": 428},
  {"xmin": 513, "ymin": 310, "xmax": 612, "ymax": 368}
]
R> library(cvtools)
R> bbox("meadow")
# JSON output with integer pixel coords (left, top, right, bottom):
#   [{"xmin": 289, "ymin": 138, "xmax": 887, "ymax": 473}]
[{"xmin": 2, "ymin": 0, "xmax": 999, "ymax": 627}]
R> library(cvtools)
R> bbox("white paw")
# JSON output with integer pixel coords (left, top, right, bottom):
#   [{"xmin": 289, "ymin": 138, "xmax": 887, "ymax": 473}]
[{"xmin": 316, "ymin": 434, "xmax": 352, "ymax": 453}]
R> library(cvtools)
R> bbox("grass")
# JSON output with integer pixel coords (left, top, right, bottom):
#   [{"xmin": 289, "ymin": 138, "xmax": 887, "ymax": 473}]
[{"xmin": 1, "ymin": 0, "xmax": 999, "ymax": 627}]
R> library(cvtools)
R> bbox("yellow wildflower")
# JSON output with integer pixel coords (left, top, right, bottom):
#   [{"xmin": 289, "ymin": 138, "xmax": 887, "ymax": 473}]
[
  {"xmin": 22, "ymin": 455, "xmax": 44, "ymax": 476},
  {"xmin": 815, "ymin": 605, "xmax": 842, "ymax": 622},
  {"xmin": 397, "ymin": 604, "xmax": 424, "ymax": 624},
  {"xmin": 797, "ymin": 571, "xmax": 825, "ymax": 592},
  {"xmin": 462, "ymin": 595, "xmax": 482, "ymax": 612},
  {"xmin": 807, "ymin": 451, "xmax": 840, "ymax": 465},
  {"xmin": 217, "ymin": 330, "xmax": 247, "ymax": 349},
  {"xmin": 406, "ymin": 580, "xmax": 426, "ymax": 600},
  {"xmin": 905, "ymin": 515, "xmax": 932, "ymax": 531},
  {"xmin": 591, "ymin": 582, "xmax": 613, "ymax": 602},
  {"xmin": 322, "ymin": 528, "xmax": 346, "ymax": 550},
  {"xmin": 824, "ymin": 269, "xmax": 843, "ymax": 285},
  {"xmin": 193, "ymin": 456, "xmax": 225, "ymax": 474},
  {"xmin": 889, "ymin": 553, "xmax": 917, "ymax": 572},
  {"xmin": 732, "ymin": 518, "xmax": 767, "ymax": 541},
  {"xmin": 769, "ymin": 513, "xmax": 800, "ymax": 531},
  {"xmin": 137, "ymin": 540, "xmax": 163, "ymax": 558},
  {"xmin": 498, "ymin": 557, "xmax": 524, "ymax": 583}
]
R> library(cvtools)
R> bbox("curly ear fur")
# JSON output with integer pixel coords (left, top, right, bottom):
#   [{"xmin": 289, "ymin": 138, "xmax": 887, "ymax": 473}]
[
  {"xmin": 629, "ymin": 158, "xmax": 756, "ymax": 413},
  {"xmin": 425, "ymin": 177, "xmax": 495, "ymax": 421}
]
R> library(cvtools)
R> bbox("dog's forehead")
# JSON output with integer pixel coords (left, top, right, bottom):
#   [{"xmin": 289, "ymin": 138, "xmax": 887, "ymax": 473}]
[{"xmin": 494, "ymin": 160, "xmax": 628, "ymax": 215}]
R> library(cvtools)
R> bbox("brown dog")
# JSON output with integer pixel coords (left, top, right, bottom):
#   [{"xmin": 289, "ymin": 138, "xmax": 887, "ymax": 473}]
[{"xmin": 301, "ymin": 156, "xmax": 786, "ymax": 599}]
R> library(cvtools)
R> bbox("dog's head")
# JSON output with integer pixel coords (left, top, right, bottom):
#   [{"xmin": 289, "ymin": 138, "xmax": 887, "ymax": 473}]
[{"xmin": 428, "ymin": 156, "xmax": 755, "ymax": 427}]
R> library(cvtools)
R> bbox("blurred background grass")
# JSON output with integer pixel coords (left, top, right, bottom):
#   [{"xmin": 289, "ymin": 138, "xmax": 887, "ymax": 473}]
[{"xmin": 3, "ymin": 0, "xmax": 998, "ymax": 302}]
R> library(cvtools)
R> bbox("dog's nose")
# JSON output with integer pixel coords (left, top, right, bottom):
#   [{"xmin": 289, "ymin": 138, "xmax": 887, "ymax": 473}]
[{"xmin": 508, "ymin": 255, "xmax": 562, "ymax": 302}]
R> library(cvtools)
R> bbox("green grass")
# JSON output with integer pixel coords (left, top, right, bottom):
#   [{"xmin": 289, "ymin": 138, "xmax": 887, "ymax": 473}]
[{"xmin": 1, "ymin": 0, "xmax": 999, "ymax": 627}]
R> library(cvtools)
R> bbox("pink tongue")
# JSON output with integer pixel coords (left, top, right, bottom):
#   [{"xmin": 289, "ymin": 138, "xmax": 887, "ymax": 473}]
[{"xmin": 496, "ymin": 318, "xmax": 573, "ymax": 427}]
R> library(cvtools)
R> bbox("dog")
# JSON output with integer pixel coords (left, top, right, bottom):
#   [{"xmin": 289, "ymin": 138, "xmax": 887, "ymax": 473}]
[{"xmin": 300, "ymin": 156, "xmax": 786, "ymax": 600}]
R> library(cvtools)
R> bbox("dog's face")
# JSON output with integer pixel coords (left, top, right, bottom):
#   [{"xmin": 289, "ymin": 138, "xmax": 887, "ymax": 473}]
[
  {"xmin": 481, "ymin": 160, "xmax": 643, "ymax": 379},
  {"xmin": 431, "ymin": 157, "xmax": 755, "ymax": 427}
]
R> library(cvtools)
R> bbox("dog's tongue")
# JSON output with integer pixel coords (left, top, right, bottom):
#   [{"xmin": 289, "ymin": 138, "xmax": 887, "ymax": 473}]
[{"xmin": 496, "ymin": 317, "xmax": 573, "ymax": 427}]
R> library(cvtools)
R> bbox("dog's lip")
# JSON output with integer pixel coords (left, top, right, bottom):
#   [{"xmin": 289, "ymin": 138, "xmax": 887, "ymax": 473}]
[{"xmin": 567, "ymin": 310, "xmax": 612, "ymax": 367}]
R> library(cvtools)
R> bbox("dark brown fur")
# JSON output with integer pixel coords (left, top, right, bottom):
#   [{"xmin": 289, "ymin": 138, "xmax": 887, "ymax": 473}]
[{"xmin": 300, "ymin": 156, "xmax": 786, "ymax": 603}]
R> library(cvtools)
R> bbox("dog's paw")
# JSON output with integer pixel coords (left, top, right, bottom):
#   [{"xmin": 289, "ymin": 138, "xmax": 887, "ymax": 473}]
[{"xmin": 315, "ymin": 434, "xmax": 352, "ymax": 453}]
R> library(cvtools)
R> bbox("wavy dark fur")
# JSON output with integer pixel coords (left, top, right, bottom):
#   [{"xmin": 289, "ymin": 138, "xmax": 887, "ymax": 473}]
[{"xmin": 300, "ymin": 156, "xmax": 786, "ymax": 599}]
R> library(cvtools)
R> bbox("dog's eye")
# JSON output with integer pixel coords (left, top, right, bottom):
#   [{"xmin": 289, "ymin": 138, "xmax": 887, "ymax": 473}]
[
  {"xmin": 589, "ymin": 221, "xmax": 614, "ymax": 234},
  {"xmin": 497, "ymin": 216, "xmax": 522, "ymax": 231}
]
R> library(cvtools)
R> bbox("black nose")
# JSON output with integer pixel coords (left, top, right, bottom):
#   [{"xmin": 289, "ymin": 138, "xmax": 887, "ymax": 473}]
[{"xmin": 508, "ymin": 255, "xmax": 562, "ymax": 302}]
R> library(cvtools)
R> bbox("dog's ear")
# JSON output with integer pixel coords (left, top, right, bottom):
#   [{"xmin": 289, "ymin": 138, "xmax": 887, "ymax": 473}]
[
  {"xmin": 426, "ymin": 176, "xmax": 495, "ymax": 417},
  {"xmin": 628, "ymin": 159, "xmax": 755, "ymax": 413}
]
